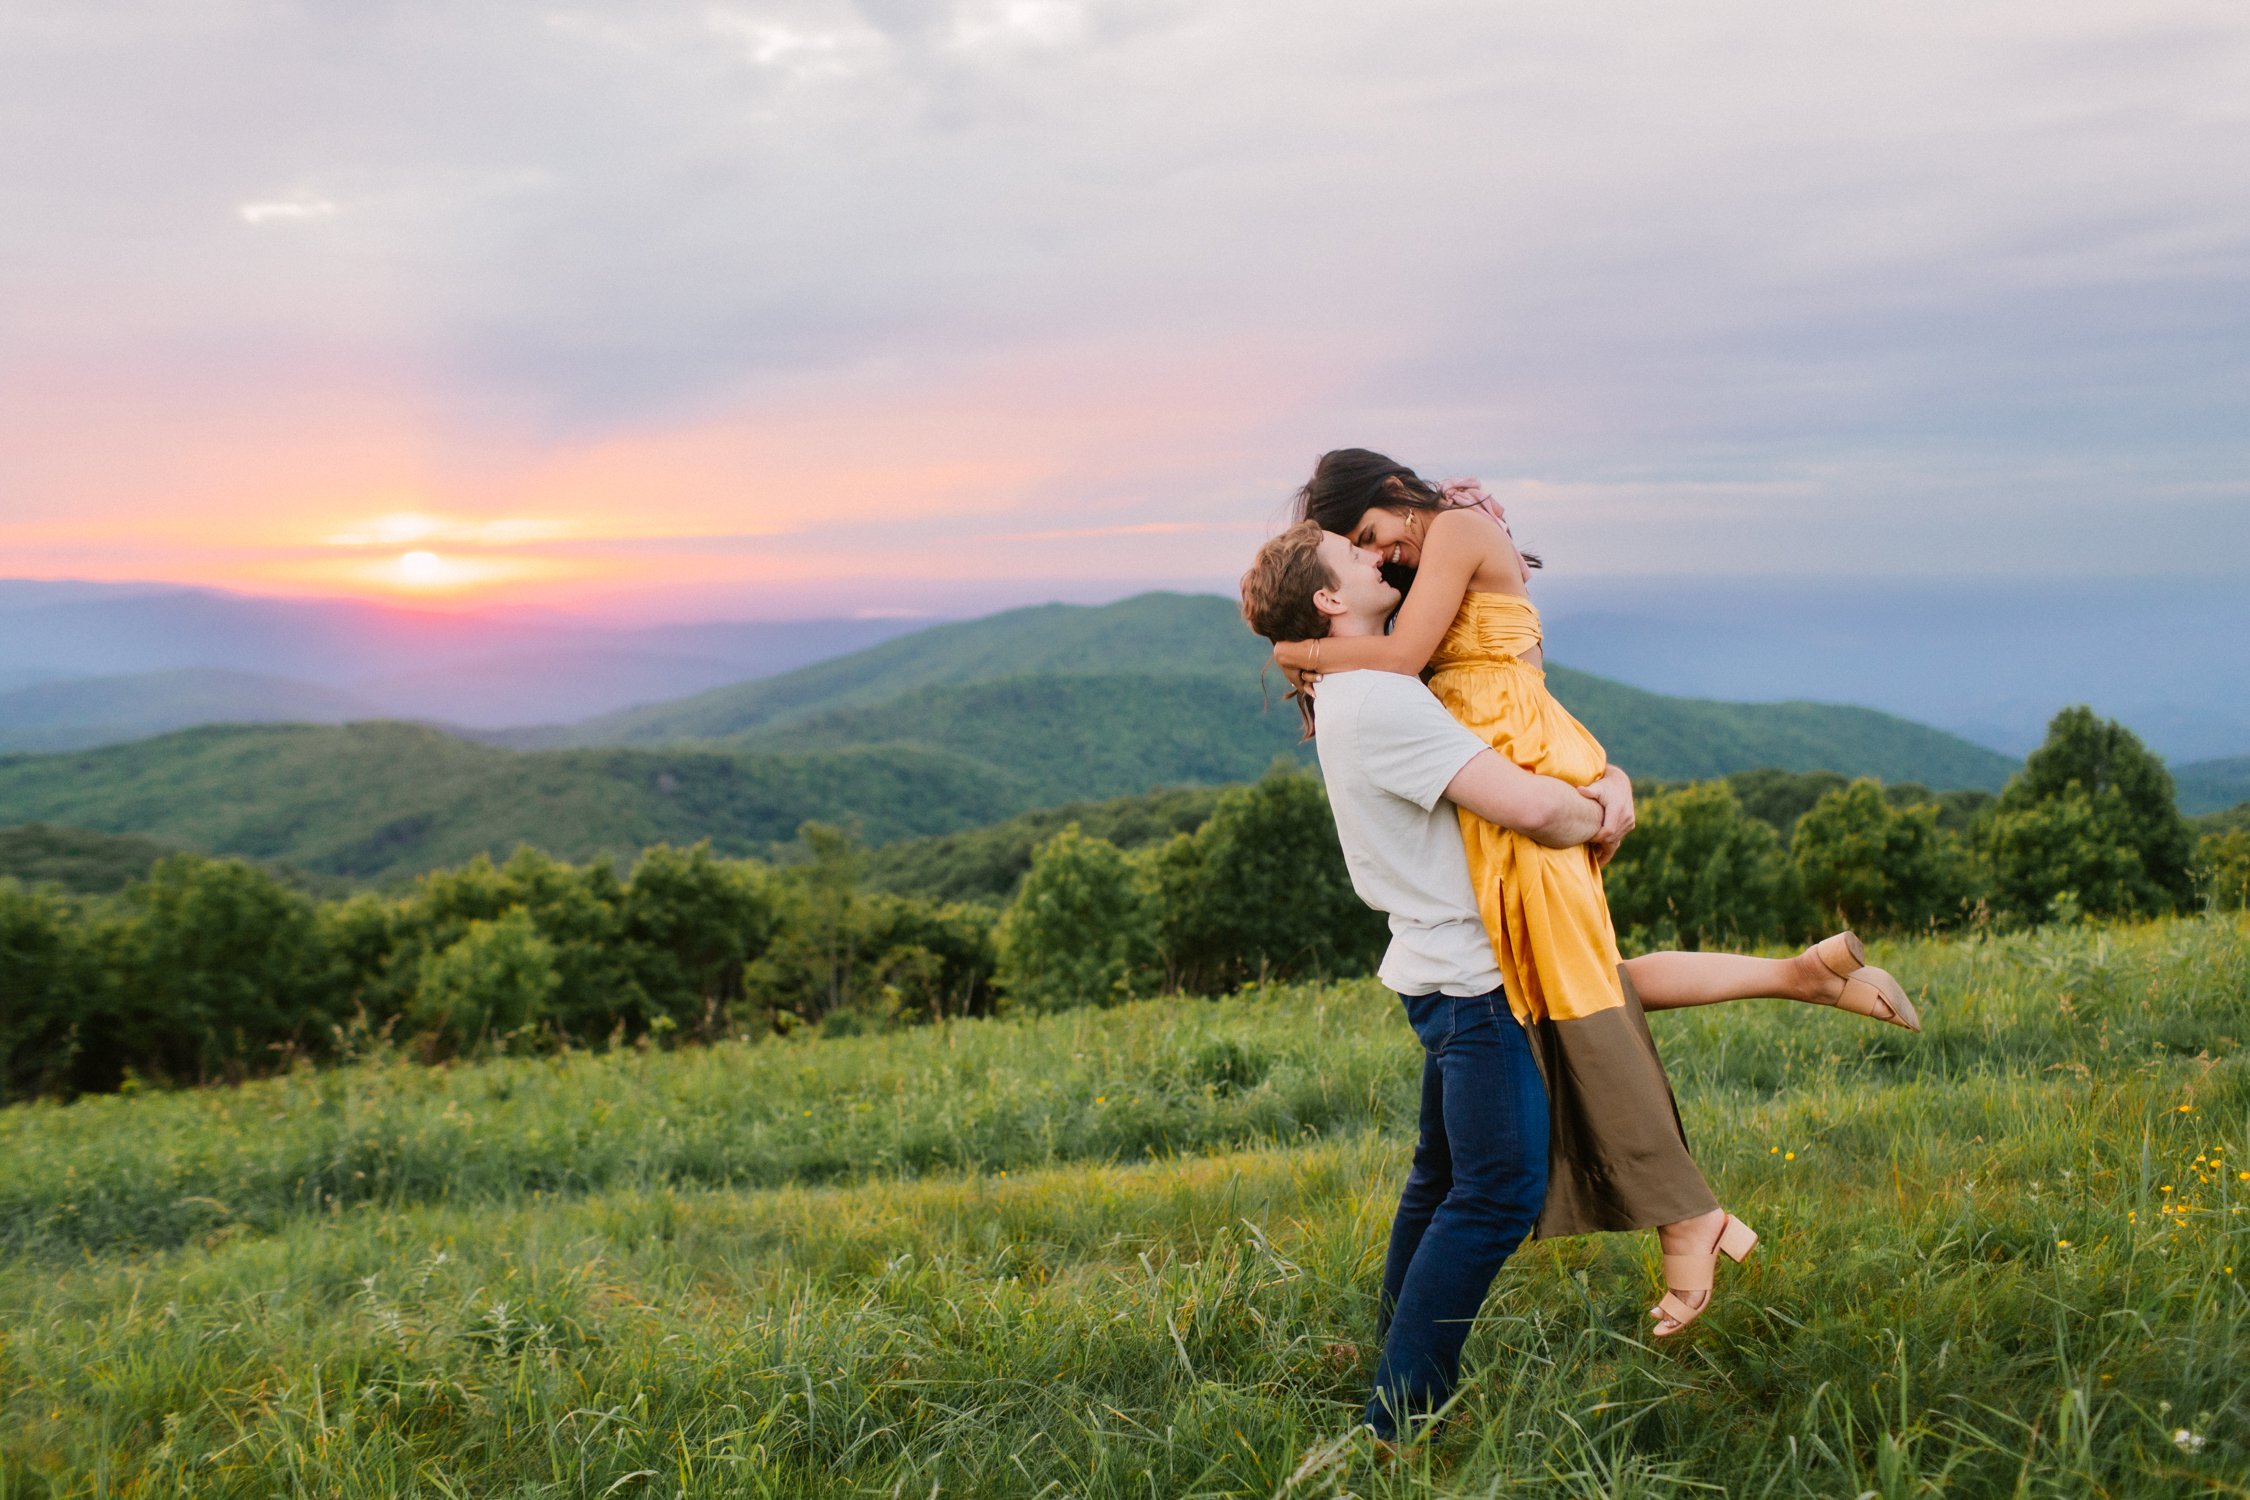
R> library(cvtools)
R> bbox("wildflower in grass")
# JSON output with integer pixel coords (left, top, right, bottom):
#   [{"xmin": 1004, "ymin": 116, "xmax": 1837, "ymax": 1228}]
[
  {"xmin": 2056, "ymin": 1239, "xmax": 2071, "ymax": 1248},
  {"xmin": 2174, "ymin": 1429, "xmax": 2207, "ymax": 1454},
  {"xmin": 1785, "ymin": 1151, "xmax": 1796, "ymax": 1161}
]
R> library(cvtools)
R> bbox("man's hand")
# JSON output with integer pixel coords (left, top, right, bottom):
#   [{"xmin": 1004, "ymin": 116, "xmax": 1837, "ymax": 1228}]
[{"xmin": 1581, "ymin": 766, "xmax": 1636, "ymax": 866}]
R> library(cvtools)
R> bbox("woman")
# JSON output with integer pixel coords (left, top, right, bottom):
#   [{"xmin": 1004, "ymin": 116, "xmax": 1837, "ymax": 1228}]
[{"xmin": 1272, "ymin": 448, "xmax": 1920, "ymax": 1336}]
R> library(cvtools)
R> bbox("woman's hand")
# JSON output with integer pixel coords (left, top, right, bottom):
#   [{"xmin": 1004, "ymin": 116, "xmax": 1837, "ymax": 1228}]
[{"xmin": 1273, "ymin": 640, "xmax": 1322, "ymax": 693}]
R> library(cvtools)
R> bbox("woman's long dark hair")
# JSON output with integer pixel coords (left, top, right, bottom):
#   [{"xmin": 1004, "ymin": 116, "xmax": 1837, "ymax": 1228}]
[{"xmin": 1291, "ymin": 448, "xmax": 1539, "ymax": 594}]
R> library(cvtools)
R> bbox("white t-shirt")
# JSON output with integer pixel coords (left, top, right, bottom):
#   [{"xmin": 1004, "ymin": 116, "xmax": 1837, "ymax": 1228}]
[{"xmin": 1311, "ymin": 670, "xmax": 1504, "ymax": 998}]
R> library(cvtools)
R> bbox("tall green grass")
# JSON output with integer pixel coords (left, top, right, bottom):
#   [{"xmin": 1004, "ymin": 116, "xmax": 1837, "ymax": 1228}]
[{"xmin": 4, "ymin": 916, "xmax": 2246, "ymax": 1496}]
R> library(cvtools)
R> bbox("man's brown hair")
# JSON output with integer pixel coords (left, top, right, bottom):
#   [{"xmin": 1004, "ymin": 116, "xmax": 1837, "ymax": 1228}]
[{"xmin": 1238, "ymin": 520, "xmax": 1335, "ymax": 736}]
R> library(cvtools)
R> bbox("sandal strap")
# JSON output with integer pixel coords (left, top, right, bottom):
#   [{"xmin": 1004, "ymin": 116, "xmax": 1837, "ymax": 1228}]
[
  {"xmin": 1660, "ymin": 1250, "xmax": 1718, "ymax": 1297},
  {"xmin": 1653, "ymin": 1289, "xmax": 1707, "ymax": 1330},
  {"xmin": 1808, "ymin": 931, "xmax": 1865, "ymax": 980}
]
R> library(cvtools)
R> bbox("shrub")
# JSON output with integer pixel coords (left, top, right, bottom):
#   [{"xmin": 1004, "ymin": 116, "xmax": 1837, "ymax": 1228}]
[
  {"xmin": 748, "ymin": 825, "xmax": 996, "ymax": 1028},
  {"xmin": 395, "ymin": 848, "xmax": 643, "ymax": 1039},
  {"xmin": 621, "ymin": 842, "xmax": 778, "ymax": 1035},
  {"xmin": 1791, "ymin": 779, "xmax": 1981, "ymax": 932},
  {"xmin": 408, "ymin": 908, "xmax": 561, "ymax": 1054},
  {"xmin": 0, "ymin": 880, "xmax": 102, "ymax": 1100},
  {"xmin": 1147, "ymin": 764, "xmax": 1386, "ymax": 993},
  {"xmin": 1604, "ymin": 781, "xmax": 1808, "ymax": 948},
  {"xmin": 2194, "ymin": 830, "xmax": 2250, "ymax": 912},
  {"xmin": 995, "ymin": 825, "xmax": 1156, "ymax": 1011},
  {"xmin": 114, "ymin": 854, "xmax": 332, "ymax": 1084},
  {"xmin": 1982, "ymin": 707, "xmax": 2195, "ymax": 922}
]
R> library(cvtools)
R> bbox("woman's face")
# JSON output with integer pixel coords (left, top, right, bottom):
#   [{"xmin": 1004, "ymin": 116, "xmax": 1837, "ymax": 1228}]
[{"xmin": 1350, "ymin": 506, "xmax": 1423, "ymax": 569}]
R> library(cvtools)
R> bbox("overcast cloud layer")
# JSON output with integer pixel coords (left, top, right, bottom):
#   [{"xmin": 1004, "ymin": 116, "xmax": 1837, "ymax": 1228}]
[{"xmin": 1, "ymin": 0, "xmax": 2246, "ymax": 615}]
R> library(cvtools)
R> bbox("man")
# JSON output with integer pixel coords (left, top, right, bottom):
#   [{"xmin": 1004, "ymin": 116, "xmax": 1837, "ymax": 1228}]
[{"xmin": 1237, "ymin": 520, "xmax": 1633, "ymax": 1442}]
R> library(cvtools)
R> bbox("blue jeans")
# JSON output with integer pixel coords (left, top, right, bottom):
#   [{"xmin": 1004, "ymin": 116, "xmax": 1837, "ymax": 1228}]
[{"xmin": 1365, "ymin": 988, "xmax": 1549, "ymax": 1438}]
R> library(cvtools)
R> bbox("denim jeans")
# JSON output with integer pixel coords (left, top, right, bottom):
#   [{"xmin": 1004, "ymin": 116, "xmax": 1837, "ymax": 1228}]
[{"xmin": 1364, "ymin": 987, "xmax": 1549, "ymax": 1439}]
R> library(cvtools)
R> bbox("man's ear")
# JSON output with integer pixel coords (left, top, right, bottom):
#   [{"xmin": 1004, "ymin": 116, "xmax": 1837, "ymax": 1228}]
[{"xmin": 1310, "ymin": 585, "xmax": 1349, "ymax": 621}]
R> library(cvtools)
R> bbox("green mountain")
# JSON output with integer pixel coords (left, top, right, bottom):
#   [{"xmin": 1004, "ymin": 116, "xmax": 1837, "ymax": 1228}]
[
  {"xmin": 738, "ymin": 673, "xmax": 1312, "ymax": 807},
  {"xmin": 491, "ymin": 593, "xmax": 1264, "ymax": 748},
  {"xmin": 0, "ymin": 669, "xmax": 379, "ymax": 753},
  {"xmin": 862, "ymin": 786, "xmax": 1231, "ymax": 906},
  {"xmin": 505, "ymin": 588, "xmax": 2014, "ymax": 787},
  {"xmin": 736, "ymin": 662, "xmax": 2014, "ymax": 796},
  {"xmin": 0, "ymin": 724, "xmax": 1028, "ymax": 882},
  {"xmin": 0, "ymin": 822, "xmax": 186, "ymax": 895},
  {"xmin": 2176, "ymin": 756, "xmax": 2250, "ymax": 817},
  {"xmin": 0, "ymin": 593, "xmax": 2022, "ymax": 883},
  {"xmin": 1542, "ymin": 666, "xmax": 2016, "ymax": 790}
]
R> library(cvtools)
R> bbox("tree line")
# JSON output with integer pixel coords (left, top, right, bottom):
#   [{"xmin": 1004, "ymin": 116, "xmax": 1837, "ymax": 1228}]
[{"xmin": 2, "ymin": 706, "xmax": 2243, "ymax": 1102}]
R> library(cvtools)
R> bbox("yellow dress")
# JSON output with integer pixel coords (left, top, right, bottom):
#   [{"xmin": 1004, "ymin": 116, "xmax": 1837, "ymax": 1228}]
[{"xmin": 1427, "ymin": 592, "xmax": 1720, "ymax": 1237}]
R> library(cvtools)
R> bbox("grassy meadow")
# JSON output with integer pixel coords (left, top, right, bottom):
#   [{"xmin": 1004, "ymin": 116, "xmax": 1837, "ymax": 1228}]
[{"xmin": 2, "ymin": 915, "xmax": 2246, "ymax": 1497}]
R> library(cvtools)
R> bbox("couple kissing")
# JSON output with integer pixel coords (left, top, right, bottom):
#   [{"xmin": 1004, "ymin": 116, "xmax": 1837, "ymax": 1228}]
[{"xmin": 1237, "ymin": 448, "xmax": 1923, "ymax": 1443}]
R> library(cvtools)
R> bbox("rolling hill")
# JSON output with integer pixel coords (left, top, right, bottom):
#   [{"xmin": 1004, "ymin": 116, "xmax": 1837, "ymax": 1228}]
[
  {"xmin": 0, "ymin": 669, "xmax": 381, "ymax": 754},
  {"xmin": 0, "ymin": 724, "xmax": 1028, "ymax": 882},
  {"xmin": 488, "ymin": 593, "xmax": 1267, "ymax": 748},
  {"xmin": 0, "ymin": 593, "xmax": 2024, "ymax": 882},
  {"xmin": 2176, "ymin": 755, "xmax": 2250, "ymax": 818},
  {"xmin": 500, "ymin": 590, "xmax": 2016, "ymax": 787}
]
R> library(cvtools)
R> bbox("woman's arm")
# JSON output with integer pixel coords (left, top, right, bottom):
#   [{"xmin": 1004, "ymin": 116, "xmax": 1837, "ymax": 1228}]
[{"xmin": 1273, "ymin": 509, "xmax": 1497, "ymax": 676}]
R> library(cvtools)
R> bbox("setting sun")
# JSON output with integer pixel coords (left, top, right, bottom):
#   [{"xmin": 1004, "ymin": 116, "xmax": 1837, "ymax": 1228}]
[{"xmin": 396, "ymin": 550, "xmax": 448, "ymax": 588}]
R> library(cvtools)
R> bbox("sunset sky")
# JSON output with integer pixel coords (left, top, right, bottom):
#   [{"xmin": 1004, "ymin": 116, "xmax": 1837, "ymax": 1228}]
[{"xmin": 3, "ymin": 0, "xmax": 2246, "ymax": 620}]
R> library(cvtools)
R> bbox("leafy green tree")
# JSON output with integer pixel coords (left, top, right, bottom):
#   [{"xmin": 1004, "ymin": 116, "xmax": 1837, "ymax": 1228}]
[
  {"xmin": 1983, "ymin": 791, "xmax": 2150, "ymax": 924},
  {"xmin": 995, "ymin": 825, "xmax": 1157, "ymax": 1011},
  {"xmin": 408, "ymin": 909, "xmax": 561, "ymax": 1054},
  {"xmin": 398, "ymin": 848, "xmax": 644, "ymax": 1040},
  {"xmin": 1983, "ymin": 707, "xmax": 2196, "ymax": 922},
  {"xmin": 312, "ymin": 891, "xmax": 405, "ymax": 1027},
  {"xmin": 0, "ymin": 880, "xmax": 105, "ymax": 1100},
  {"xmin": 747, "ymin": 823, "xmax": 878, "ymax": 1027},
  {"xmin": 1149, "ymin": 764, "xmax": 1385, "ymax": 993},
  {"xmin": 2193, "ymin": 830, "xmax": 2250, "ymax": 912},
  {"xmin": 115, "ymin": 854, "xmax": 332, "ymax": 1084},
  {"xmin": 1604, "ymin": 781, "xmax": 1809, "ymax": 948},
  {"xmin": 622, "ymin": 842, "xmax": 778, "ymax": 1035},
  {"xmin": 857, "ymin": 896, "xmax": 999, "ymax": 1023},
  {"xmin": 1791, "ymin": 779, "xmax": 1980, "ymax": 932}
]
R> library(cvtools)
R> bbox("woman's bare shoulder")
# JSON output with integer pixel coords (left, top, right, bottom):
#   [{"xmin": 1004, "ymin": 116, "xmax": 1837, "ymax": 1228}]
[
  {"xmin": 1429, "ymin": 503, "xmax": 1528, "ymax": 589},
  {"xmin": 1427, "ymin": 505, "xmax": 1512, "ymax": 560}
]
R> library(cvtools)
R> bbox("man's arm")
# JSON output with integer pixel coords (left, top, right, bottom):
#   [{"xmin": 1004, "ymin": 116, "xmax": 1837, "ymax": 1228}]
[{"xmin": 1443, "ymin": 749, "xmax": 1603, "ymax": 849}]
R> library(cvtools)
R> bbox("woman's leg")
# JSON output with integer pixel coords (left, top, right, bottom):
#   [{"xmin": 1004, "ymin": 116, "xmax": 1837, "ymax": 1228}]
[{"xmin": 1622, "ymin": 948, "xmax": 1841, "ymax": 1011}]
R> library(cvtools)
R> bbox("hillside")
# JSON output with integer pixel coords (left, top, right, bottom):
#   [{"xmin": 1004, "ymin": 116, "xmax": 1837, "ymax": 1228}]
[
  {"xmin": 0, "ymin": 724, "xmax": 1028, "ymax": 881},
  {"xmin": 0, "ymin": 594, "xmax": 2024, "ymax": 882},
  {"xmin": 863, "ymin": 785, "xmax": 1231, "ymax": 905},
  {"xmin": 0, "ymin": 669, "xmax": 380, "ymax": 753},
  {"xmin": 492, "ymin": 592, "xmax": 1265, "ymax": 747},
  {"xmin": 506, "ymin": 589, "xmax": 2016, "ymax": 790},
  {"xmin": 2175, "ymin": 755, "xmax": 2250, "ymax": 817},
  {"xmin": 6, "ymin": 920, "xmax": 2245, "ymax": 1494},
  {"xmin": 1542, "ymin": 665, "xmax": 2015, "ymax": 789},
  {"xmin": 739, "ymin": 672, "xmax": 1312, "ymax": 807},
  {"xmin": 0, "ymin": 823, "xmax": 186, "ymax": 895}
]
